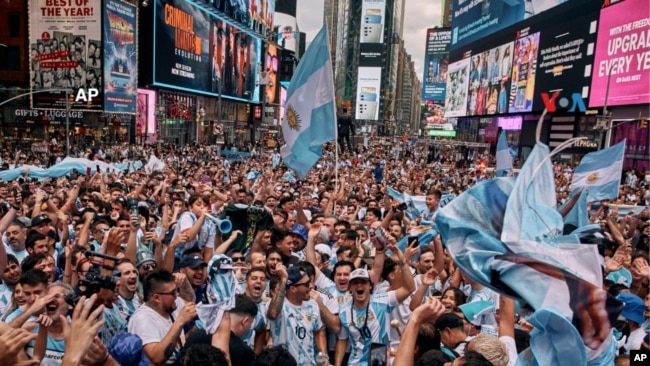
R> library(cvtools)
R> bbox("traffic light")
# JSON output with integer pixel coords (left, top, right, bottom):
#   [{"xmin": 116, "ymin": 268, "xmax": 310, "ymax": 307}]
[{"xmin": 639, "ymin": 118, "xmax": 648, "ymax": 129}]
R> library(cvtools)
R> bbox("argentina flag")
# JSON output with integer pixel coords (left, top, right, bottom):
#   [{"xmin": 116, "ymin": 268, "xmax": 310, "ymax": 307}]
[
  {"xmin": 280, "ymin": 25, "xmax": 336, "ymax": 178},
  {"xmin": 496, "ymin": 130, "xmax": 513, "ymax": 177},
  {"xmin": 437, "ymin": 143, "xmax": 622, "ymax": 365},
  {"xmin": 571, "ymin": 140, "xmax": 625, "ymax": 202},
  {"xmin": 386, "ymin": 186, "xmax": 427, "ymax": 220}
]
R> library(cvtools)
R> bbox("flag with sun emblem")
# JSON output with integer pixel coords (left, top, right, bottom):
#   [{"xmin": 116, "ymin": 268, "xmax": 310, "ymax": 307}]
[
  {"xmin": 280, "ymin": 25, "xmax": 336, "ymax": 178},
  {"xmin": 571, "ymin": 139, "xmax": 625, "ymax": 202}
]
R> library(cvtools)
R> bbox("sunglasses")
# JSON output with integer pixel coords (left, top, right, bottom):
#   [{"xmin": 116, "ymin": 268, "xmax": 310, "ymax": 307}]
[
  {"xmin": 142, "ymin": 263, "xmax": 157, "ymax": 271},
  {"xmin": 231, "ymin": 256, "xmax": 244, "ymax": 262}
]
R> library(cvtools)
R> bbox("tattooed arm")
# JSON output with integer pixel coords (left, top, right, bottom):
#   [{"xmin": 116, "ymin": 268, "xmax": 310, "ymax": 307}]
[{"xmin": 266, "ymin": 264, "xmax": 288, "ymax": 320}]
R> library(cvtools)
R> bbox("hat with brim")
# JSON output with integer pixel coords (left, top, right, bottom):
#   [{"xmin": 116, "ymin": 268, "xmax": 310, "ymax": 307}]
[
  {"xmin": 30, "ymin": 214, "xmax": 51, "ymax": 228},
  {"xmin": 180, "ymin": 254, "xmax": 208, "ymax": 269},
  {"xmin": 617, "ymin": 293, "xmax": 646, "ymax": 325}
]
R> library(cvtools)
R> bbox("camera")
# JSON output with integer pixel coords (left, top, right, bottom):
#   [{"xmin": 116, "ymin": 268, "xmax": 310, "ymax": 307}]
[
  {"xmin": 395, "ymin": 203, "xmax": 408, "ymax": 211},
  {"xmin": 65, "ymin": 251, "xmax": 121, "ymax": 309}
]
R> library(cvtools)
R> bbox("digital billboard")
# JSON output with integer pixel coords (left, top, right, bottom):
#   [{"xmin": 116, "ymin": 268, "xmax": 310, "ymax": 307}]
[
  {"xmin": 264, "ymin": 44, "xmax": 279, "ymax": 105},
  {"xmin": 206, "ymin": 0, "xmax": 275, "ymax": 36},
  {"xmin": 360, "ymin": 0, "xmax": 386, "ymax": 44},
  {"xmin": 422, "ymin": 28, "xmax": 451, "ymax": 102},
  {"xmin": 466, "ymin": 41, "xmax": 513, "ymax": 116},
  {"xmin": 274, "ymin": 13, "xmax": 298, "ymax": 52},
  {"xmin": 589, "ymin": 0, "xmax": 650, "ymax": 107},
  {"xmin": 154, "ymin": 0, "xmax": 261, "ymax": 102},
  {"xmin": 509, "ymin": 32, "xmax": 540, "ymax": 113},
  {"xmin": 210, "ymin": 19, "xmax": 261, "ymax": 101},
  {"xmin": 137, "ymin": 89, "xmax": 156, "ymax": 143},
  {"xmin": 104, "ymin": 0, "xmax": 137, "ymax": 114},
  {"xmin": 534, "ymin": 2, "xmax": 599, "ymax": 113},
  {"xmin": 450, "ymin": 0, "xmax": 567, "ymax": 51},
  {"xmin": 29, "ymin": 0, "xmax": 103, "ymax": 110},
  {"xmin": 356, "ymin": 67, "xmax": 382, "ymax": 120},
  {"xmin": 444, "ymin": 58, "xmax": 471, "ymax": 117}
]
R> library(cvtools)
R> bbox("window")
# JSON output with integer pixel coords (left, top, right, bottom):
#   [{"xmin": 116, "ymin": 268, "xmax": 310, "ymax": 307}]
[
  {"xmin": 0, "ymin": 46, "xmax": 21, "ymax": 70},
  {"xmin": 8, "ymin": 13, "xmax": 20, "ymax": 38}
]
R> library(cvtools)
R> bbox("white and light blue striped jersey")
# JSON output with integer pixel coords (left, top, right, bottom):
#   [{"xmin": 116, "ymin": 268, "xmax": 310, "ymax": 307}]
[
  {"xmin": 173, "ymin": 212, "xmax": 217, "ymax": 258},
  {"xmin": 100, "ymin": 305, "xmax": 127, "ymax": 346},
  {"xmin": 242, "ymin": 300, "xmax": 269, "ymax": 348},
  {"xmin": 0, "ymin": 282, "xmax": 13, "ymax": 318},
  {"xmin": 337, "ymin": 291, "xmax": 398, "ymax": 366},
  {"xmin": 116, "ymin": 294, "xmax": 142, "ymax": 322},
  {"xmin": 206, "ymin": 256, "xmax": 237, "ymax": 309},
  {"xmin": 268, "ymin": 300, "xmax": 323, "ymax": 366},
  {"xmin": 26, "ymin": 328, "xmax": 65, "ymax": 366}
]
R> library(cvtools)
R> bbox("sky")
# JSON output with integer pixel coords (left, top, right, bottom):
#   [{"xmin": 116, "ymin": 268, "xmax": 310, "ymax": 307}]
[{"xmin": 296, "ymin": 0, "xmax": 442, "ymax": 83}]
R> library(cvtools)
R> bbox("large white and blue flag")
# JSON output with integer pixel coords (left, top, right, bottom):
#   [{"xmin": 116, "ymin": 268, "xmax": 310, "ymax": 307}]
[
  {"xmin": 280, "ymin": 25, "xmax": 336, "ymax": 178},
  {"xmin": 496, "ymin": 130, "xmax": 513, "ymax": 177},
  {"xmin": 571, "ymin": 140, "xmax": 625, "ymax": 202},
  {"xmin": 385, "ymin": 187, "xmax": 427, "ymax": 220}
]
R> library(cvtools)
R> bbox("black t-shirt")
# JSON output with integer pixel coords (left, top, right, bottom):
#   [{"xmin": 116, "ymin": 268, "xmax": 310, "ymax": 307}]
[{"xmin": 184, "ymin": 329, "xmax": 255, "ymax": 366}]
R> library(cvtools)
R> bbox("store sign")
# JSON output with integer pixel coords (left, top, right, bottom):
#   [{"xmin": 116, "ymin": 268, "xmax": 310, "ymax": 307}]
[
  {"xmin": 428, "ymin": 129, "xmax": 457, "ymax": 137},
  {"xmin": 573, "ymin": 139, "xmax": 598, "ymax": 150},
  {"xmin": 14, "ymin": 109, "xmax": 84, "ymax": 119}
]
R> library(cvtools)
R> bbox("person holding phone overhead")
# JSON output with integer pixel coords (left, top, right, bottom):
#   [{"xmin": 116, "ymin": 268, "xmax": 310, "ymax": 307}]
[{"xmin": 335, "ymin": 243, "xmax": 415, "ymax": 366}]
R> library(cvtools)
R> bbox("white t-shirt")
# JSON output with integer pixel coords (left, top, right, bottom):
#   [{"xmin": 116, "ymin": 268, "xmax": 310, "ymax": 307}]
[
  {"xmin": 128, "ymin": 298, "xmax": 185, "ymax": 365},
  {"xmin": 500, "ymin": 335, "xmax": 518, "ymax": 366}
]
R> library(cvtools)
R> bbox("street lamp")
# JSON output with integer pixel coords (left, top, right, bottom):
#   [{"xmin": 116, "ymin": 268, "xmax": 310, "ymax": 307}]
[{"xmin": 0, "ymin": 87, "xmax": 73, "ymax": 156}]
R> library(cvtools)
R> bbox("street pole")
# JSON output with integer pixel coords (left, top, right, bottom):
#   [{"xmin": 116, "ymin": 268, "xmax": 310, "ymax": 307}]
[
  {"xmin": 65, "ymin": 89, "xmax": 70, "ymax": 156},
  {"xmin": 218, "ymin": 78, "xmax": 222, "ymax": 145}
]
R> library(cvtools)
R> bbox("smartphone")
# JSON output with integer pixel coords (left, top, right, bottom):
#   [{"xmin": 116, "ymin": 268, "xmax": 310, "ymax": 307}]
[
  {"xmin": 96, "ymin": 165, "xmax": 101, "ymax": 173},
  {"xmin": 408, "ymin": 236, "xmax": 419, "ymax": 248},
  {"xmin": 374, "ymin": 227, "xmax": 388, "ymax": 246},
  {"xmin": 86, "ymin": 167, "xmax": 91, "ymax": 176},
  {"xmin": 370, "ymin": 343, "xmax": 387, "ymax": 366}
]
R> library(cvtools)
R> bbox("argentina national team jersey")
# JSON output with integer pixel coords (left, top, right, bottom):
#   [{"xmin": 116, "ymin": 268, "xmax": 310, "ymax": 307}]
[
  {"xmin": 117, "ymin": 294, "xmax": 142, "ymax": 322},
  {"xmin": 269, "ymin": 300, "xmax": 323, "ymax": 366},
  {"xmin": 0, "ymin": 282, "xmax": 13, "ymax": 317},
  {"xmin": 242, "ymin": 300, "xmax": 269, "ymax": 348},
  {"xmin": 26, "ymin": 329, "xmax": 65, "ymax": 366},
  {"xmin": 338, "ymin": 291, "xmax": 399, "ymax": 366}
]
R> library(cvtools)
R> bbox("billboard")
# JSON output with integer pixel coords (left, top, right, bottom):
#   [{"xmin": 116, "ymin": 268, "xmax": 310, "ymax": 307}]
[
  {"xmin": 450, "ymin": 0, "xmax": 567, "ymax": 50},
  {"xmin": 589, "ymin": 0, "xmax": 650, "ymax": 107},
  {"xmin": 534, "ymin": 3, "xmax": 599, "ymax": 113},
  {"xmin": 207, "ymin": 0, "xmax": 275, "ymax": 36},
  {"xmin": 29, "ymin": 0, "xmax": 103, "ymax": 110},
  {"xmin": 356, "ymin": 67, "xmax": 382, "ymax": 120},
  {"xmin": 422, "ymin": 28, "xmax": 451, "ymax": 102},
  {"xmin": 360, "ymin": 0, "xmax": 386, "ymax": 44},
  {"xmin": 466, "ymin": 41, "xmax": 514, "ymax": 116},
  {"xmin": 509, "ymin": 32, "xmax": 540, "ymax": 113},
  {"xmin": 104, "ymin": 0, "xmax": 137, "ymax": 114},
  {"xmin": 444, "ymin": 58, "xmax": 471, "ymax": 117},
  {"xmin": 154, "ymin": 0, "xmax": 260, "ymax": 102},
  {"xmin": 274, "ymin": 13, "xmax": 298, "ymax": 52},
  {"xmin": 211, "ymin": 19, "xmax": 262, "ymax": 101},
  {"xmin": 263, "ymin": 44, "xmax": 279, "ymax": 105},
  {"xmin": 137, "ymin": 89, "xmax": 156, "ymax": 142}
]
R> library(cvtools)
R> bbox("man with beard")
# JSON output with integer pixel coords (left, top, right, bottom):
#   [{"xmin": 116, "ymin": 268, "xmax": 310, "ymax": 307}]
[
  {"xmin": 0, "ymin": 254, "xmax": 21, "ymax": 316},
  {"xmin": 178, "ymin": 250, "xmax": 208, "ymax": 303},
  {"xmin": 128, "ymin": 270, "xmax": 198, "ymax": 366},
  {"xmin": 267, "ymin": 265, "xmax": 327, "ymax": 366},
  {"xmin": 5, "ymin": 222, "xmax": 28, "ymax": 263},
  {"xmin": 241, "ymin": 266, "xmax": 268, "ymax": 353},
  {"xmin": 116, "ymin": 259, "xmax": 142, "ymax": 322},
  {"xmin": 335, "ymin": 257, "xmax": 415, "ymax": 366},
  {"xmin": 6, "ymin": 269, "xmax": 54, "ymax": 326}
]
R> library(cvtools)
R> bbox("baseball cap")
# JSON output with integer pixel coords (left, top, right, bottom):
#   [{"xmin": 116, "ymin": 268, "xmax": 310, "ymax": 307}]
[
  {"xmin": 434, "ymin": 313, "xmax": 465, "ymax": 330},
  {"xmin": 180, "ymin": 254, "xmax": 208, "ymax": 269},
  {"xmin": 315, "ymin": 243, "xmax": 333, "ymax": 259},
  {"xmin": 349, "ymin": 268, "xmax": 370, "ymax": 282},
  {"xmin": 286, "ymin": 267, "xmax": 307, "ymax": 287},
  {"xmin": 30, "ymin": 214, "xmax": 51, "ymax": 228},
  {"xmin": 108, "ymin": 332, "xmax": 150, "ymax": 366},
  {"xmin": 606, "ymin": 268, "xmax": 632, "ymax": 288},
  {"xmin": 458, "ymin": 301, "xmax": 496, "ymax": 326},
  {"xmin": 617, "ymin": 293, "xmax": 645, "ymax": 325}
]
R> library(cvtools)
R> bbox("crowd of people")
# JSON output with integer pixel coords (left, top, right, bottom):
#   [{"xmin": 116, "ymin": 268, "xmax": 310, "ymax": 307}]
[{"xmin": 0, "ymin": 140, "xmax": 648, "ymax": 366}]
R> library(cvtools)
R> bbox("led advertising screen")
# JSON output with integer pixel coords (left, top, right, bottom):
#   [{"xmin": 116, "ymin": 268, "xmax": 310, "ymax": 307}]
[
  {"xmin": 103, "ymin": 0, "xmax": 137, "ymax": 114},
  {"xmin": 444, "ymin": 58, "xmax": 471, "ymax": 117},
  {"xmin": 263, "ymin": 44, "xmax": 279, "ymax": 105},
  {"xmin": 356, "ymin": 67, "xmax": 382, "ymax": 120},
  {"xmin": 450, "ymin": 0, "xmax": 568, "ymax": 51},
  {"xmin": 274, "ymin": 13, "xmax": 298, "ymax": 52},
  {"xmin": 29, "ymin": 0, "xmax": 103, "ymax": 110},
  {"xmin": 137, "ymin": 89, "xmax": 156, "ymax": 142},
  {"xmin": 509, "ymin": 32, "xmax": 540, "ymax": 113},
  {"xmin": 466, "ymin": 41, "xmax": 513, "ymax": 116},
  {"xmin": 589, "ymin": 0, "xmax": 650, "ymax": 107},
  {"xmin": 154, "ymin": 0, "xmax": 211, "ymax": 92},
  {"xmin": 211, "ymin": 19, "xmax": 262, "ymax": 101},
  {"xmin": 360, "ymin": 0, "xmax": 386, "ymax": 44},
  {"xmin": 154, "ymin": 0, "xmax": 260, "ymax": 101},
  {"xmin": 533, "ymin": 1, "xmax": 599, "ymax": 113},
  {"xmin": 422, "ymin": 28, "xmax": 451, "ymax": 102},
  {"xmin": 205, "ymin": 0, "xmax": 275, "ymax": 36}
]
